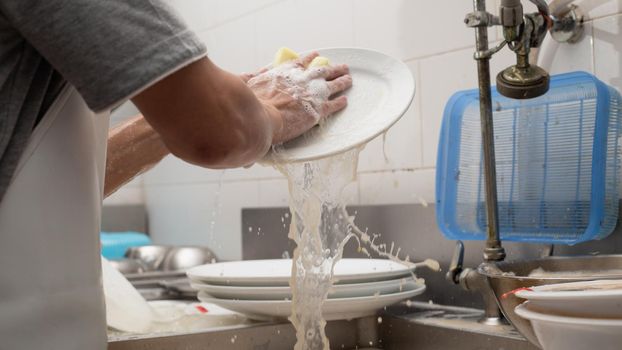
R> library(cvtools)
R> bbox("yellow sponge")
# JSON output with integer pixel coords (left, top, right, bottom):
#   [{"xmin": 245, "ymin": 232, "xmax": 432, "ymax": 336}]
[
  {"xmin": 273, "ymin": 47, "xmax": 299, "ymax": 66},
  {"xmin": 309, "ymin": 56, "xmax": 330, "ymax": 67}
]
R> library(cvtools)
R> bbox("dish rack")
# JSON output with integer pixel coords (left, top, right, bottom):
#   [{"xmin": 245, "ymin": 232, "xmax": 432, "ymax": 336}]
[{"xmin": 436, "ymin": 71, "xmax": 622, "ymax": 244}]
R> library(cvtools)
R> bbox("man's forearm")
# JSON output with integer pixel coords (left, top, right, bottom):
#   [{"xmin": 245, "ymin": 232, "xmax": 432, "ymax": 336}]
[{"xmin": 104, "ymin": 115, "xmax": 169, "ymax": 197}]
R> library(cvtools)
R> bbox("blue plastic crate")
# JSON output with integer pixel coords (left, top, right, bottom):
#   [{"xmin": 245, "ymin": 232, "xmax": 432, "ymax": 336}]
[{"xmin": 436, "ymin": 71, "xmax": 622, "ymax": 244}]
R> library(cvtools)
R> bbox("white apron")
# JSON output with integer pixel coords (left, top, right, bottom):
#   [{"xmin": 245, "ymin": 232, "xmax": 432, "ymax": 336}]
[{"xmin": 0, "ymin": 86, "xmax": 110, "ymax": 349}]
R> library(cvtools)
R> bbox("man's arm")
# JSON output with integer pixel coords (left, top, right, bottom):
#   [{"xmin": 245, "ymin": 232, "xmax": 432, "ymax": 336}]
[
  {"xmin": 104, "ymin": 115, "xmax": 169, "ymax": 197},
  {"xmin": 105, "ymin": 53, "xmax": 351, "ymax": 197},
  {"xmin": 132, "ymin": 57, "xmax": 276, "ymax": 168},
  {"xmin": 131, "ymin": 54, "xmax": 351, "ymax": 169}
]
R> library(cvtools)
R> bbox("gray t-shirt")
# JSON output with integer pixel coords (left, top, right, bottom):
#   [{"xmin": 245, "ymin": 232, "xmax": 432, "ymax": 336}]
[{"xmin": 0, "ymin": 0, "xmax": 207, "ymax": 202}]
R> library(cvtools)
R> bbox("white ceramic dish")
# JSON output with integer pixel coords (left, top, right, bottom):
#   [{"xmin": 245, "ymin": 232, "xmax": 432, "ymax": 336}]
[
  {"xmin": 187, "ymin": 258, "xmax": 415, "ymax": 286},
  {"xmin": 515, "ymin": 279, "xmax": 622, "ymax": 318},
  {"xmin": 190, "ymin": 276, "xmax": 414, "ymax": 300},
  {"xmin": 263, "ymin": 47, "xmax": 416, "ymax": 163},
  {"xmin": 102, "ymin": 257, "xmax": 154, "ymax": 333},
  {"xmin": 198, "ymin": 281, "xmax": 425, "ymax": 321},
  {"xmin": 515, "ymin": 302, "xmax": 622, "ymax": 350}
]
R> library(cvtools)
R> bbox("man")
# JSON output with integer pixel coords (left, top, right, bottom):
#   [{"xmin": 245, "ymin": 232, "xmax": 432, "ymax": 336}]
[{"xmin": 0, "ymin": 1, "xmax": 352, "ymax": 349}]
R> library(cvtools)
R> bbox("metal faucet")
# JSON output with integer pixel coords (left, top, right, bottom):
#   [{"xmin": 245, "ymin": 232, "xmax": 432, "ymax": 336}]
[{"xmin": 446, "ymin": 0, "xmax": 584, "ymax": 326}]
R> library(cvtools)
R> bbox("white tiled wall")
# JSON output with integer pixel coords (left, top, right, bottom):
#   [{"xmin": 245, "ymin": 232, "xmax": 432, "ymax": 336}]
[{"xmin": 110, "ymin": 0, "xmax": 622, "ymax": 260}]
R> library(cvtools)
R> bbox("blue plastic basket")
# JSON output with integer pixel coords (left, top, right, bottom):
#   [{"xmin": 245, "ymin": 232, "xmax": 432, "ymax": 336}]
[{"xmin": 436, "ymin": 71, "xmax": 622, "ymax": 244}]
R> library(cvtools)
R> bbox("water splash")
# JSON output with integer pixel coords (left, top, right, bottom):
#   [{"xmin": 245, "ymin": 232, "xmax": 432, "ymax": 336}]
[{"xmin": 275, "ymin": 148, "xmax": 361, "ymax": 350}]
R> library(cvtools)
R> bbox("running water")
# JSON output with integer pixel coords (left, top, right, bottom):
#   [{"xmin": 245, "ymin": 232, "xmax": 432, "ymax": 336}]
[
  {"xmin": 274, "ymin": 145, "xmax": 438, "ymax": 350},
  {"xmin": 275, "ymin": 148, "xmax": 361, "ymax": 350}
]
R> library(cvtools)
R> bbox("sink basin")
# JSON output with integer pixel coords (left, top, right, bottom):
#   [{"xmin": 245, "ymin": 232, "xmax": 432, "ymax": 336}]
[{"xmin": 479, "ymin": 255, "xmax": 622, "ymax": 348}]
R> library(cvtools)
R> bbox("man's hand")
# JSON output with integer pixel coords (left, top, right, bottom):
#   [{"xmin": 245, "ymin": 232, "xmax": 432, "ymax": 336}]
[
  {"xmin": 245, "ymin": 52, "xmax": 352, "ymax": 144},
  {"xmin": 132, "ymin": 55, "xmax": 352, "ymax": 169}
]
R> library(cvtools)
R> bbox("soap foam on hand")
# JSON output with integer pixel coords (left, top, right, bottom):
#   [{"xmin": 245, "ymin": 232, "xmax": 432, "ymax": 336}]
[{"xmin": 249, "ymin": 47, "xmax": 335, "ymax": 143}]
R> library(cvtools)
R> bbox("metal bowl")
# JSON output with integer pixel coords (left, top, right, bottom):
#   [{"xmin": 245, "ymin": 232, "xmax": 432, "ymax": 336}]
[
  {"xmin": 479, "ymin": 255, "xmax": 622, "ymax": 348},
  {"xmin": 125, "ymin": 245, "xmax": 172, "ymax": 271},
  {"xmin": 108, "ymin": 258, "xmax": 149, "ymax": 275},
  {"xmin": 161, "ymin": 246, "xmax": 217, "ymax": 272}
]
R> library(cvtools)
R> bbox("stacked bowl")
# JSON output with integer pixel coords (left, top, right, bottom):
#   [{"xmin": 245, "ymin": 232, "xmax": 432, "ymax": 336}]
[{"xmin": 514, "ymin": 280, "xmax": 622, "ymax": 350}]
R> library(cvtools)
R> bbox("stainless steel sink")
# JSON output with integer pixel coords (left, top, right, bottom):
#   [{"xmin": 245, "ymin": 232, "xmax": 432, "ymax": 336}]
[
  {"xmin": 108, "ymin": 302, "xmax": 536, "ymax": 350},
  {"xmin": 480, "ymin": 254, "xmax": 622, "ymax": 347}
]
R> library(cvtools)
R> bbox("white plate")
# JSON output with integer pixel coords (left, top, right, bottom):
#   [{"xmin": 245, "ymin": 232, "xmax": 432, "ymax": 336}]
[
  {"xmin": 515, "ymin": 302, "xmax": 622, "ymax": 350},
  {"xmin": 187, "ymin": 258, "xmax": 415, "ymax": 286},
  {"xmin": 263, "ymin": 47, "xmax": 416, "ymax": 163},
  {"xmin": 101, "ymin": 257, "xmax": 154, "ymax": 333},
  {"xmin": 198, "ymin": 281, "xmax": 425, "ymax": 321},
  {"xmin": 515, "ymin": 279, "xmax": 622, "ymax": 318},
  {"xmin": 190, "ymin": 276, "xmax": 415, "ymax": 300}
]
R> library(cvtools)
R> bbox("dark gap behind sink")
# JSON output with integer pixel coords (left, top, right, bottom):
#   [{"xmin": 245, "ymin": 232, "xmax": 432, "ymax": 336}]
[{"xmin": 242, "ymin": 203, "xmax": 622, "ymax": 309}]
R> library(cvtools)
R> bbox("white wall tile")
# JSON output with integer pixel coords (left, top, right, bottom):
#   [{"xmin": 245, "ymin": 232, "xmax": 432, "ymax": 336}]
[
  {"xmin": 258, "ymin": 178, "xmax": 290, "ymax": 207},
  {"xmin": 582, "ymin": 0, "xmax": 622, "ymax": 20},
  {"xmin": 216, "ymin": 0, "xmax": 285, "ymax": 24},
  {"xmin": 353, "ymin": 0, "xmax": 497, "ymax": 61},
  {"xmin": 145, "ymin": 181, "xmax": 260, "ymax": 260},
  {"xmin": 144, "ymin": 155, "xmax": 223, "ymax": 185},
  {"xmin": 538, "ymin": 22, "xmax": 594, "ymax": 74},
  {"xmin": 593, "ymin": 14, "xmax": 622, "ymax": 91},
  {"xmin": 254, "ymin": 0, "xmax": 355, "ymax": 65},
  {"xmin": 358, "ymin": 60, "xmax": 422, "ymax": 171},
  {"xmin": 199, "ymin": 15, "xmax": 258, "ymax": 73},
  {"xmin": 167, "ymin": 0, "xmax": 220, "ymax": 31},
  {"xmin": 258, "ymin": 174, "xmax": 360, "ymax": 208},
  {"xmin": 139, "ymin": 0, "xmax": 622, "ymax": 250},
  {"xmin": 144, "ymin": 155, "xmax": 283, "ymax": 186},
  {"xmin": 103, "ymin": 186, "xmax": 145, "ymax": 206},
  {"xmin": 419, "ymin": 47, "xmax": 515, "ymax": 167},
  {"xmin": 103, "ymin": 173, "xmax": 144, "ymax": 206},
  {"xmin": 359, "ymin": 169, "xmax": 435, "ymax": 205}
]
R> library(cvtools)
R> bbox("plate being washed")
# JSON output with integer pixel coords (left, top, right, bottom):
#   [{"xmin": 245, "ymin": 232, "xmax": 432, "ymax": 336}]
[
  {"xmin": 263, "ymin": 47, "xmax": 416, "ymax": 163},
  {"xmin": 198, "ymin": 281, "xmax": 425, "ymax": 321}
]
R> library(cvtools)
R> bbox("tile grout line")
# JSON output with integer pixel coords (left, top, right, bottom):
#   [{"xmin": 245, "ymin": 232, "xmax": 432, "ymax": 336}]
[
  {"xmin": 400, "ymin": 10, "xmax": 622, "ymax": 65},
  {"xmin": 143, "ymin": 167, "xmax": 438, "ymax": 188},
  {"xmin": 199, "ymin": 0, "xmax": 288, "ymax": 32}
]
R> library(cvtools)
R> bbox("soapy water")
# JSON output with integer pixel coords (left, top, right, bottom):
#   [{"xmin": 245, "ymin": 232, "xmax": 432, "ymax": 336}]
[
  {"xmin": 274, "ymin": 147, "xmax": 360, "ymax": 350},
  {"xmin": 271, "ymin": 144, "xmax": 438, "ymax": 350},
  {"xmin": 255, "ymin": 56, "xmax": 431, "ymax": 349},
  {"xmin": 247, "ymin": 62, "xmax": 332, "ymax": 142},
  {"xmin": 208, "ymin": 170, "xmax": 226, "ymax": 245}
]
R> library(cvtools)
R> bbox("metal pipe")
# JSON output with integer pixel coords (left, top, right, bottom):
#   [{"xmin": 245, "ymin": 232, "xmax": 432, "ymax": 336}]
[
  {"xmin": 529, "ymin": 0, "xmax": 550, "ymax": 17},
  {"xmin": 472, "ymin": 0, "xmax": 506, "ymax": 263}
]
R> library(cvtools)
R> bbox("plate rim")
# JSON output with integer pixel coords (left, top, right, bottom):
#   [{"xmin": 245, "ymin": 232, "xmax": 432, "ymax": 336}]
[
  {"xmin": 198, "ymin": 281, "xmax": 425, "ymax": 305},
  {"xmin": 187, "ymin": 258, "xmax": 416, "ymax": 285},
  {"xmin": 262, "ymin": 46, "xmax": 416, "ymax": 163},
  {"xmin": 515, "ymin": 279, "xmax": 622, "ymax": 300}
]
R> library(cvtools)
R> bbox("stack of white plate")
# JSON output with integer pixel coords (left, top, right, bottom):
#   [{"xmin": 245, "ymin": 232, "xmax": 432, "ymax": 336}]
[
  {"xmin": 514, "ymin": 280, "xmax": 622, "ymax": 350},
  {"xmin": 187, "ymin": 258, "xmax": 425, "ymax": 321}
]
